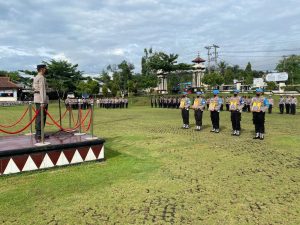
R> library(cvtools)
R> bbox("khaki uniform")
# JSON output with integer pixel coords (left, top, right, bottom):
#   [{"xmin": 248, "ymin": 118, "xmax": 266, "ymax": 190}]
[
  {"xmin": 32, "ymin": 73, "xmax": 48, "ymax": 138},
  {"xmin": 33, "ymin": 74, "xmax": 49, "ymax": 104}
]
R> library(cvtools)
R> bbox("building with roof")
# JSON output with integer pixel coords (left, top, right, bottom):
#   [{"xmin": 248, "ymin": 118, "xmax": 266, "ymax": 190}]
[
  {"xmin": 192, "ymin": 54, "xmax": 206, "ymax": 89},
  {"xmin": 0, "ymin": 77, "xmax": 19, "ymax": 102}
]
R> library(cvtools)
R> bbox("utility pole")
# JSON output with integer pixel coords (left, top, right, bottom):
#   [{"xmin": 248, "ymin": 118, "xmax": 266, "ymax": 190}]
[
  {"xmin": 205, "ymin": 46, "xmax": 212, "ymax": 74},
  {"xmin": 205, "ymin": 44, "xmax": 220, "ymax": 73},
  {"xmin": 212, "ymin": 44, "xmax": 219, "ymax": 68}
]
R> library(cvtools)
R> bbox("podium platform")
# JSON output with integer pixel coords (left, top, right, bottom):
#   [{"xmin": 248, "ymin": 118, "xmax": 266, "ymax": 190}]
[{"xmin": 0, "ymin": 131, "xmax": 105, "ymax": 175}]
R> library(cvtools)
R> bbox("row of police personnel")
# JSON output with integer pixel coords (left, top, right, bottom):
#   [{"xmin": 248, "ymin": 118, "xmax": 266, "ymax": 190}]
[
  {"xmin": 96, "ymin": 98, "xmax": 128, "ymax": 109},
  {"xmin": 178, "ymin": 89, "xmax": 291, "ymax": 140},
  {"xmin": 278, "ymin": 95, "xmax": 298, "ymax": 114}
]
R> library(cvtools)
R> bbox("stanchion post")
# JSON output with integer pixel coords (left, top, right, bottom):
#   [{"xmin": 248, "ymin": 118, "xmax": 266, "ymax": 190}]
[
  {"xmin": 86, "ymin": 100, "xmax": 97, "ymax": 140},
  {"xmin": 41, "ymin": 103, "xmax": 45, "ymax": 144},
  {"xmin": 25, "ymin": 101, "xmax": 35, "ymax": 136},
  {"xmin": 75, "ymin": 99, "xmax": 85, "ymax": 136},
  {"xmin": 78, "ymin": 100, "xmax": 82, "ymax": 134},
  {"xmin": 90, "ymin": 102, "xmax": 94, "ymax": 138},
  {"xmin": 69, "ymin": 104, "xmax": 72, "ymax": 128},
  {"xmin": 29, "ymin": 101, "xmax": 33, "ymax": 134}
]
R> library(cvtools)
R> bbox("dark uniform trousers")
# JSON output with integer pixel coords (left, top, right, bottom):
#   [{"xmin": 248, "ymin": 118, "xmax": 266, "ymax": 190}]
[
  {"xmin": 252, "ymin": 112, "xmax": 265, "ymax": 133},
  {"xmin": 210, "ymin": 111, "xmax": 219, "ymax": 129},
  {"xmin": 35, "ymin": 103, "xmax": 48, "ymax": 137},
  {"xmin": 279, "ymin": 104, "xmax": 284, "ymax": 114},
  {"xmin": 268, "ymin": 105, "xmax": 273, "ymax": 114},
  {"xmin": 286, "ymin": 104, "xmax": 290, "ymax": 114},
  {"xmin": 194, "ymin": 109, "xmax": 203, "ymax": 126},
  {"xmin": 231, "ymin": 111, "xmax": 241, "ymax": 131},
  {"xmin": 181, "ymin": 108, "xmax": 189, "ymax": 125},
  {"xmin": 291, "ymin": 104, "xmax": 296, "ymax": 115},
  {"xmin": 226, "ymin": 104, "xmax": 229, "ymax": 111}
]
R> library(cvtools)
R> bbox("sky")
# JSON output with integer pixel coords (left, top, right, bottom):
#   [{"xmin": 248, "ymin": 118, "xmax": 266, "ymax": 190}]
[{"xmin": 0, "ymin": 0, "xmax": 299, "ymax": 75}]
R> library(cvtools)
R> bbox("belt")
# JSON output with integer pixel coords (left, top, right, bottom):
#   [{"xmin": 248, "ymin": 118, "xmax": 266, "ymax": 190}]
[{"xmin": 34, "ymin": 91, "xmax": 39, "ymax": 93}]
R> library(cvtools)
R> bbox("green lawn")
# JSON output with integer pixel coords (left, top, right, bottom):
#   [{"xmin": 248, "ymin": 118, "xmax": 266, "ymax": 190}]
[{"xmin": 0, "ymin": 104, "xmax": 299, "ymax": 225}]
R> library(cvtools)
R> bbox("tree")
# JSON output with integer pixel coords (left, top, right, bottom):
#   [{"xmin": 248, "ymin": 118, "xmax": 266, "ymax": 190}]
[
  {"xmin": 224, "ymin": 67, "xmax": 234, "ymax": 84},
  {"xmin": 45, "ymin": 59, "xmax": 84, "ymax": 99},
  {"xmin": 76, "ymin": 77, "xmax": 99, "ymax": 95},
  {"xmin": 148, "ymin": 52, "xmax": 178, "ymax": 73},
  {"xmin": 266, "ymin": 82, "xmax": 277, "ymax": 91},
  {"xmin": 140, "ymin": 48, "xmax": 158, "ymax": 89},
  {"xmin": 244, "ymin": 62, "xmax": 254, "ymax": 85},
  {"xmin": 276, "ymin": 55, "xmax": 300, "ymax": 84},
  {"xmin": 218, "ymin": 61, "xmax": 227, "ymax": 76},
  {"xmin": 118, "ymin": 60, "xmax": 134, "ymax": 94},
  {"xmin": 102, "ymin": 85, "xmax": 108, "ymax": 97},
  {"xmin": 98, "ymin": 70, "xmax": 112, "ymax": 88},
  {"xmin": 202, "ymin": 72, "xmax": 224, "ymax": 88}
]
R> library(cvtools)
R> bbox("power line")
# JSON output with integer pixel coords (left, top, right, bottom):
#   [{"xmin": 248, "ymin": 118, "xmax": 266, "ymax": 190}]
[
  {"xmin": 221, "ymin": 48, "xmax": 300, "ymax": 53},
  {"xmin": 219, "ymin": 54, "xmax": 283, "ymax": 58}
]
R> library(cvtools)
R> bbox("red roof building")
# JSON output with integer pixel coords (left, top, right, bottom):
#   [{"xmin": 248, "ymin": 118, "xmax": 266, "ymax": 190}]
[
  {"xmin": 192, "ymin": 56, "xmax": 206, "ymax": 64},
  {"xmin": 0, "ymin": 77, "xmax": 19, "ymax": 101},
  {"xmin": 0, "ymin": 77, "xmax": 19, "ymax": 90}
]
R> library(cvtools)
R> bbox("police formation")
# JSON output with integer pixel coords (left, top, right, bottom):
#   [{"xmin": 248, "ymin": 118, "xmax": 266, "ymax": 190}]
[
  {"xmin": 96, "ymin": 98, "xmax": 128, "ymax": 109},
  {"xmin": 178, "ymin": 89, "xmax": 297, "ymax": 140},
  {"xmin": 278, "ymin": 95, "xmax": 298, "ymax": 115},
  {"xmin": 151, "ymin": 96, "xmax": 180, "ymax": 109}
]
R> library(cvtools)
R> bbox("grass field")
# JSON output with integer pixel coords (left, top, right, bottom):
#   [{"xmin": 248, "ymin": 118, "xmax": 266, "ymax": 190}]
[{"xmin": 0, "ymin": 103, "xmax": 299, "ymax": 225}]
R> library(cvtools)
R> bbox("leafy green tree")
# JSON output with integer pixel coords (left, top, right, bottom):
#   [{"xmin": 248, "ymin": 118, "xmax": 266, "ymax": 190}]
[
  {"xmin": 202, "ymin": 72, "xmax": 224, "ymax": 88},
  {"xmin": 266, "ymin": 82, "xmax": 277, "ymax": 91},
  {"xmin": 45, "ymin": 59, "xmax": 84, "ymax": 99},
  {"xmin": 76, "ymin": 77, "xmax": 99, "ymax": 95},
  {"xmin": 224, "ymin": 67, "xmax": 234, "ymax": 84},
  {"xmin": 218, "ymin": 61, "xmax": 227, "ymax": 76},
  {"xmin": 98, "ymin": 70, "xmax": 112, "ymax": 89},
  {"xmin": 102, "ymin": 85, "xmax": 108, "ymax": 97},
  {"xmin": 244, "ymin": 62, "xmax": 254, "ymax": 85},
  {"xmin": 118, "ymin": 60, "xmax": 134, "ymax": 94},
  {"xmin": 148, "ymin": 52, "xmax": 178, "ymax": 73},
  {"xmin": 276, "ymin": 55, "xmax": 300, "ymax": 84},
  {"xmin": 140, "ymin": 48, "xmax": 158, "ymax": 89}
]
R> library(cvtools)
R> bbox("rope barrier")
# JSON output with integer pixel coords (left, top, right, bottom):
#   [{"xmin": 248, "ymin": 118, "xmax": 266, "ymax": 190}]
[
  {"xmin": 71, "ymin": 109, "xmax": 79, "ymax": 126},
  {"xmin": 46, "ymin": 108, "xmax": 69, "ymax": 126},
  {"xmin": 0, "ymin": 109, "xmax": 40, "ymax": 135},
  {"xmin": 0, "ymin": 106, "xmax": 92, "ymax": 135},
  {"xmin": 45, "ymin": 108, "xmax": 91, "ymax": 132},
  {"xmin": 0, "ymin": 107, "xmax": 29, "ymax": 128},
  {"xmin": 85, "ymin": 111, "xmax": 92, "ymax": 132}
]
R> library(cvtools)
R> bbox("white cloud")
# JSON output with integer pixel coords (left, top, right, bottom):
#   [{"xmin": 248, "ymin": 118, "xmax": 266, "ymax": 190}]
[
  {"xmin": 0, "ymin": 0, "xmax": 299, "ymax": 72},
  {"xmin": 0, "ymin": 46, "xmax": 33, "ymax": 58}
]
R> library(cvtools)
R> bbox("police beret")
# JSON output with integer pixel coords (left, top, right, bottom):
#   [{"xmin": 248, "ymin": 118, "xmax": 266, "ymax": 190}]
[
  {"xmin": 213, "ymin": 90, "xmax": 219, "ymax": 95},
  {"xmin": 37, "ymin": 64, "xmax": 46, "ymax": 70}
]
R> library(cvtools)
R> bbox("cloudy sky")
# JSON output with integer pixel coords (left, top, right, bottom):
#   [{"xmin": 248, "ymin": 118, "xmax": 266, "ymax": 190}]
[{"xmin": 0, "ymin": 0, "xmax": 299, "ymax": 74}]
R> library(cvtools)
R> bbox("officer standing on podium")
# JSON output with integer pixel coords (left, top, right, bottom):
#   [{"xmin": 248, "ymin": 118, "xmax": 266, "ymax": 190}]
[{"xmin": 33, "ymin": 64, "xmax": 49, "ymax": 141}]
